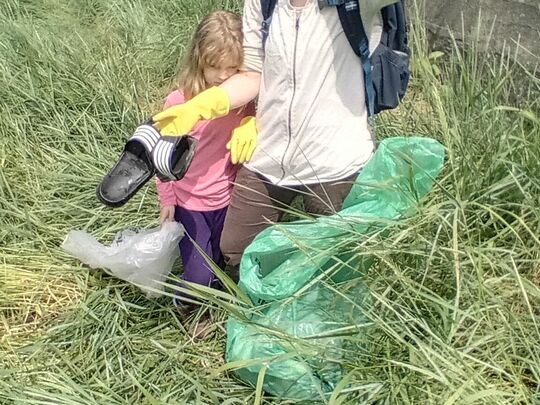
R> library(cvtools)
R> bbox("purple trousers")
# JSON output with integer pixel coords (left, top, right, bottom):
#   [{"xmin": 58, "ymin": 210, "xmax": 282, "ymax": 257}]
[{"xmin": 174, "ymin": 206, "xmax": 227, "ymax": 293}]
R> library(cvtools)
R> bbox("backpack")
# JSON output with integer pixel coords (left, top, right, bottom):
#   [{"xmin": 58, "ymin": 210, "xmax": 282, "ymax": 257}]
[{"xmin": 260, "ymin": 0, "xmax": 410, "ymax": 116}]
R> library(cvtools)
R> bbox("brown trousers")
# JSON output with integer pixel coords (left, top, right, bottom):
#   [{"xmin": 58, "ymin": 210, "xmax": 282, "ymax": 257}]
[{"xmin": 220, "ymin": 166, "xmax": 356, "ymax": 267}]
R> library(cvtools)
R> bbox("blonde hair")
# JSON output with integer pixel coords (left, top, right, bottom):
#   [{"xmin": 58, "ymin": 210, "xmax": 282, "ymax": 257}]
[{"xmin": 178, "ymin": 11, "xmax": 243, "ymax": 99}]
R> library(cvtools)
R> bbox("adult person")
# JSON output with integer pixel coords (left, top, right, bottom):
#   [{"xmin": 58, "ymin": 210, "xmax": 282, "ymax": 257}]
[{"xmin": 152, "ymin": 0, "xmax": 399, "ymax": 279}]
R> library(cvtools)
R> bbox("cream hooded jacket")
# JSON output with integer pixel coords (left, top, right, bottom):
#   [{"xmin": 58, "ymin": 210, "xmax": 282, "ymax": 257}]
[{"xmin": 242, "ymin": 0, "xmax": 398, "ymax": 186}]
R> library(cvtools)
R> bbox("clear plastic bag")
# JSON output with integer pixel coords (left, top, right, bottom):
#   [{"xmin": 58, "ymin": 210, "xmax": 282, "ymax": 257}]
[{"xmin": 62, "ymin": 221, "xmax": 184, "ymax": 297}]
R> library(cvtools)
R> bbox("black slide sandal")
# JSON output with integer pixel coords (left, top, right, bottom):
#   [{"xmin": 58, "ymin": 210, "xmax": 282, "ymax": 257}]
[
  {"xmin": 152, "ymin": 136, "xmax": 197, "ymax": 183},
  {"xmin": 96, "ymin": 123, "xmax": 159, "ymax": 207}
]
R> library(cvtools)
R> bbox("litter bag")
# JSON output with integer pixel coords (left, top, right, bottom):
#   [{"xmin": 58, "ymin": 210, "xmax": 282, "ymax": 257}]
[
  {"xmin": 226, "ymin": 137, "xmax": 446, "ymax": 400},
  {"xmin": 62, "ymin": 221, "xmax": 184, "ymax": 297}
]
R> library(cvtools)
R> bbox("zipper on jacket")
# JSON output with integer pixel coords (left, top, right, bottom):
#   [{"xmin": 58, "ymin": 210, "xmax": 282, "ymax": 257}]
[{"xmin": 279, "ymin": 15, "xmax": 300, "ymax": 183}]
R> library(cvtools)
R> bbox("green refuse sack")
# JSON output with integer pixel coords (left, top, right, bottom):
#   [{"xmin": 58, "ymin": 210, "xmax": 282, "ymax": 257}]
[{"xmin": 225, "ymin": 137, "xmax": 445, "ymax": 400}]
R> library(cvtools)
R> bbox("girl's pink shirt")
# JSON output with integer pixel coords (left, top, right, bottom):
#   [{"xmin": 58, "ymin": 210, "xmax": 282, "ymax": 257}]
[{"xmin": 156, "ymin": 91, "xmax": 255, "ymax": 211}]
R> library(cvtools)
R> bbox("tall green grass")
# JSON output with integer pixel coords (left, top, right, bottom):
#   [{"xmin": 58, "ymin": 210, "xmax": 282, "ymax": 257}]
[{"xmin": 1, "ymin": 0, "xmax": 539, "ymax": 403}]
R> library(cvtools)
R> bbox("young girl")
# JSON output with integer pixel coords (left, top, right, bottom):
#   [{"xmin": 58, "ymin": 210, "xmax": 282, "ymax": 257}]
[{"xmin": 156, "ymin": 11, "xmax": 255, "ymax": 319}]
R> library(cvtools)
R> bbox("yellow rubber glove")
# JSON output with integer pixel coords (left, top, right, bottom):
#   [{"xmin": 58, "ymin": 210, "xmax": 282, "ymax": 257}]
[
  {"xmin": 226, "ymin": 116, "xmax": 258, "ymax": 164},
  {"xmin": 152, "ymin": 86, "xmax": 230, "ymax": 136}
]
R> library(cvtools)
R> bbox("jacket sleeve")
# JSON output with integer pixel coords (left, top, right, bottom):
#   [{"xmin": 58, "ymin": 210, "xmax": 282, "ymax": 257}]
[
  {"xmin": 364, "ymin": 0, "xmax": 399, "ymax": 21},
  {"xmin": 363, "ymin": 0, "xmax": 400, "ymax": 31},
  {"xmin": 242, "ymin": 0, "xmax": 264, "ymax": 73},
  {"xmin": 361, "ymin": 0, "xmax": 400, "ymax": 54}
]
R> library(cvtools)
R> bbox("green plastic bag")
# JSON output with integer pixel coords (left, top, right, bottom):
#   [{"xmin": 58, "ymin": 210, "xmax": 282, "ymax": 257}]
[{"xmin": 226, "ymin": 137, "xmax": 445, "ymax": 400}]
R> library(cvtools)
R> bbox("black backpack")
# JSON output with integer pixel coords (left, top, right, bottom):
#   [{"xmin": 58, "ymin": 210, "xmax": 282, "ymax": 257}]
[{"xmin": 260, "ymin": 0, "xmax": 410, "ymax": 116}]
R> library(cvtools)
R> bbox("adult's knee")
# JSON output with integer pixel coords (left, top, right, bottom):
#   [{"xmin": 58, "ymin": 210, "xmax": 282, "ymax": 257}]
[{"xmin": 220, "ymin": 232, "xmax": 241, "ymax": 268}]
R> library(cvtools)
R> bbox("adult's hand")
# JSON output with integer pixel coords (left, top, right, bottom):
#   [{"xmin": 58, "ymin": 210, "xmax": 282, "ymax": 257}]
[
  {"xmin": 227, "ymin": 116, "xmax": 258, "ymax": 164},
  {"xmin": 152, "ymin": 86, "xmax": 230, "ymax": 136}
]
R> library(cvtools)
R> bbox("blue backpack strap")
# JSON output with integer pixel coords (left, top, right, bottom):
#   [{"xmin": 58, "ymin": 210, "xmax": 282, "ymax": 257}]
[
  {"xmin": 374, "ymin": 0, "xmax": 410, "ymax": 114},
  {"xmin": 337, "ymin": 0, "xmax": 410, "ymax": 116},
  {"xmin": 336, "ymin": 0, "xmax": 375, "ymax": 116},
  {"xmin": 260, "ymin": 0, "xmax": 278, "ymax": 49}
]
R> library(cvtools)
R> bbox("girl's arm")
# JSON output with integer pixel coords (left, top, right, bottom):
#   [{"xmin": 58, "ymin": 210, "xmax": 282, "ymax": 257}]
[
  {"xmin": 156, "ymin": 179, "xmax": 176, "ymax": 207},
  {"xmin": 155, "ymin": 92, "xmax": 181, "ymax": 212},
  {"xmin": 156, "ymin": 179, "xmax": 176, "ymax": 224}
]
